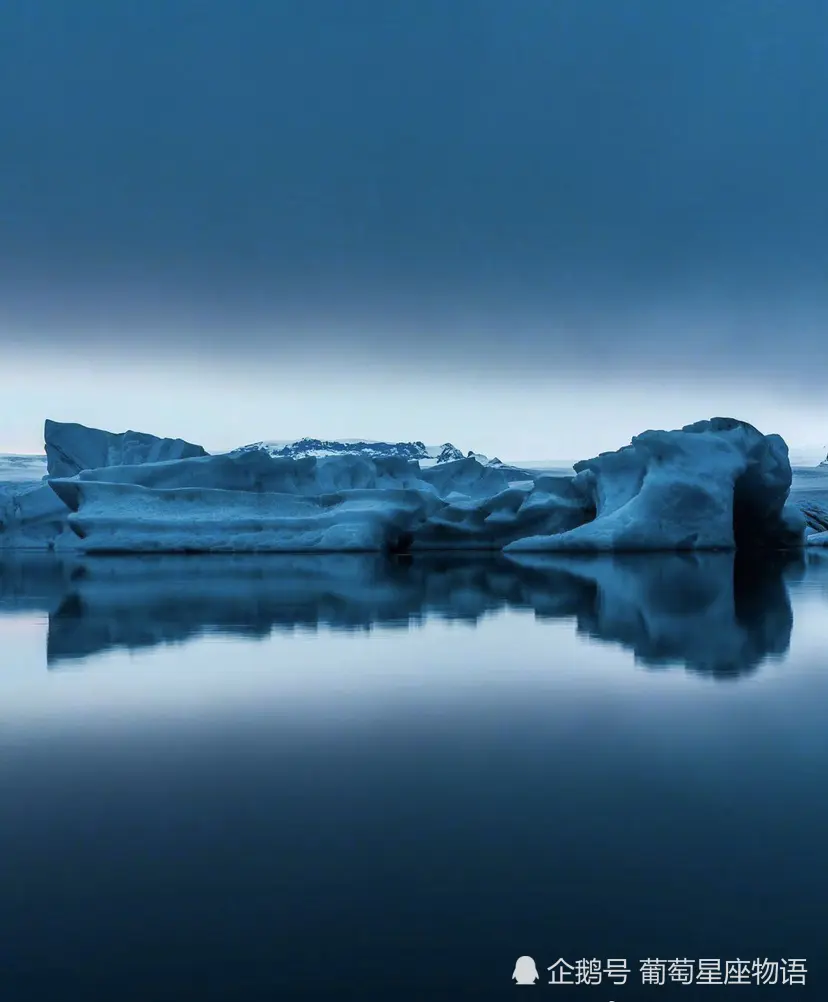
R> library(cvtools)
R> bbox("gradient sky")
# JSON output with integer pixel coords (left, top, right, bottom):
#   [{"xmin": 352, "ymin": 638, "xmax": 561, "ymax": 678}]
[{"xmin": 2, "ymin": 0, "xmax": 828, "ymax": 458}]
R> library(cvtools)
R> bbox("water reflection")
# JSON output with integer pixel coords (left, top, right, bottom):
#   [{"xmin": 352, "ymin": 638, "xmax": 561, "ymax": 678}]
[
  {"xmin": 0, "ymin": 550, "xmax": 806, "ymax": 678},
  {"xmin": 512, "ymin": 550, "xmax": 798, "ymax": 678}
]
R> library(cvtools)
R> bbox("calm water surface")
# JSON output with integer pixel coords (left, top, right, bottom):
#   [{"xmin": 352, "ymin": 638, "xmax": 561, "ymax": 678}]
[{"xmin": 0, "ymin": 552, "xmax": 825, "ymax": 1000}]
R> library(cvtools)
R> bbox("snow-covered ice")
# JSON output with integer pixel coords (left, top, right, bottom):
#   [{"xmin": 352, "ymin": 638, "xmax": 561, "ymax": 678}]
[{"xmin": 233, "ymin": 437, "xmax": 502, "ymax": 466}]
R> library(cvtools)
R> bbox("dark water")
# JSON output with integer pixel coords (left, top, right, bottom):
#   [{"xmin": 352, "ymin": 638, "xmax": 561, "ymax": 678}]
[{"xmin": 0, "ymin": 551, "xmax": 825, "ymax": 1000}]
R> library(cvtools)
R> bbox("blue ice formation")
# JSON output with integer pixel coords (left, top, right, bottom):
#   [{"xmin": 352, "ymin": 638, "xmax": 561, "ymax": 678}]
[
  {"xmin": 0, "ymin": 417, "xmax": 819, "ymax": 553},
  {"xmin": 0, "ymin": 421, "xmax": 208, "ymax": 549},
  {"xmin": 506, "ymin": 418, "xmax": 804, "ymax": 553},
  {"xmin": 44, "ymin": 418, "xmax": 207, "ymax": 478}
]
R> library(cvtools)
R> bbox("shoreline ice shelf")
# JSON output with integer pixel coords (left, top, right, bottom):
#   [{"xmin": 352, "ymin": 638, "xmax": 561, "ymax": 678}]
[{"xmin": 2, "ymin": 417, "xmax": 828, "ymax": 553}]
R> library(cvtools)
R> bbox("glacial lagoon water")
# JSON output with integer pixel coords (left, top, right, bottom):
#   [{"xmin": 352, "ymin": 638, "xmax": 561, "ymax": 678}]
[{"xmin": 0, "ymin": 551, "xmax": 826, "ymax": 1000}]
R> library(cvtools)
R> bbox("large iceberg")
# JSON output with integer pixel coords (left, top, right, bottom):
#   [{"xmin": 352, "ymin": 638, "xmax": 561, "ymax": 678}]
[{"xmin": 0, "ymin": 416, "xmax": 815, "ymax": 553}]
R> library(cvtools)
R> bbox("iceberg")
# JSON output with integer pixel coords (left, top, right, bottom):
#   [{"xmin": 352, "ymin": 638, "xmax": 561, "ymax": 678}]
[
  {"xmin": 786, "ymin": 465, "xmax": 828, "ymax": 540},
  {"xmin": 506, "ymin": 418, "xmax": 804, "ymax": 553},
  {"xmin": 51, "ymin": 479, "xmax": 446, "ymax": 553},
  {"xmin": 0, "ymin": 482, "xmax": 75, "ymax": 550},
  {"xmin": 1, "ymin": 420, "xmax": 208, "ymax": 550},
  {"xmin": 45, "ymin": 419, "xmax": 207, "ymax": 478},
  {"xmin": 0, "ymin": 416, "xmax": 815, "ymax": 553},
  {"xmin": 406, "ymin": 473, "xmax": 590, "ymax": 550},
  {"xmin": 47, "ymin": 453, "xmax": 516, "ymax": 553}
]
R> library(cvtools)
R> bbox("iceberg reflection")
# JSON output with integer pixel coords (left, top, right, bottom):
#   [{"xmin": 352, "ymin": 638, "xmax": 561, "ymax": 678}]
[{"xmin": 0, "ymin": 551, "xmax": 802, "ymax": 678}]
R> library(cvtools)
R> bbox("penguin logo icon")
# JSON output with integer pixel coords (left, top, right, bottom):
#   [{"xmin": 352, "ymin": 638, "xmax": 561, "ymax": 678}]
[{"xmin": 512, "ymin": 956, "xmax": 539, "ymax": 985}]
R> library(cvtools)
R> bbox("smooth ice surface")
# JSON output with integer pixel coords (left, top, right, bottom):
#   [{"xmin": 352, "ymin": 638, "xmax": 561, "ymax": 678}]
[{"xmin": 0, "ymin": 550, "xmax": 826, "ymax": 1000}]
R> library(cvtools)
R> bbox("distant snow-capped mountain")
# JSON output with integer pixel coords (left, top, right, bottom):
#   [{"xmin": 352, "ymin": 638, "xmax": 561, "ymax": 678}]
[{"xmin": 233, "ymin": 437, "xmax": 504, "ymax": 467}]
